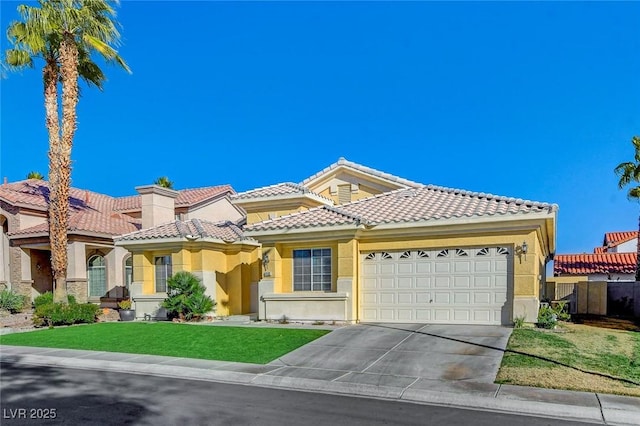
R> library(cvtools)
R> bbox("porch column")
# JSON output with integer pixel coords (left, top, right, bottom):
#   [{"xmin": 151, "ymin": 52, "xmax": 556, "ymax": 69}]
[
  {"xmin": 13, "ymin": 248, "xmax": 33, "ymax": 299},
  {"xmin": 67, "ymin": 241, "xmax": 88, "ymax": 303}
]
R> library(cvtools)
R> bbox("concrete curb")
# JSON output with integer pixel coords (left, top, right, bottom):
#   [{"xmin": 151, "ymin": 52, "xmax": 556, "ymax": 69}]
[{"xmin": 2, "ymin": 348, "xmax": 638, "ymax": 426}]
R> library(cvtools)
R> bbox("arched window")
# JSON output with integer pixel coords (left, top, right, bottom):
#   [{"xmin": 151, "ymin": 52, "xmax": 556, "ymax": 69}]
[
  {"xmin": 124, "ymin": 256, "xmax": 133, "ymax": 289},
  {"xmin": 87, "ymin": 255, "xmax": 106, "ymax": 298}
]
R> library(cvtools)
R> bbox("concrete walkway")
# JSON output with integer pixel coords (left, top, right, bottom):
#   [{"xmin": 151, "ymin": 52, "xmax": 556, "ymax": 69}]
[{"xmin": 1, "ymin": 324, "xmax": 639, "ymax": 425}]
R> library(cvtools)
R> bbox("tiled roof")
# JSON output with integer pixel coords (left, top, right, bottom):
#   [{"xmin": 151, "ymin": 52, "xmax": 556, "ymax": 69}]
[
  {"xmin": 9, "ymin": 211, "xmax": 140, "ymax": 237},
  {"xmin": 604, "ymin": 231, "xmax": 637, "ymax": 247},
  {"xmin": 0, "ymin": 180, "xmax": 113, "ymax": 212},
  {"xmin": 231, "ymin": 182, "xmax": 332, "ymax": 204},
  {"xmin": 113, "ymin": 185, "xmax": 234, "ymax": 211},
  {"xmin": 116, "ymin": 218, "xmax": 252, "ymax": 243},
  {"xmin": 554, "ymin": 253, "xmax": 636, "ymax": 275},
  {"xmin": 246, "ymin": 185, "xmax": 557, "ymax": 232},
  {"xmin": 300, "ymin": 157, "xmax": 424, "ymax": 188}
]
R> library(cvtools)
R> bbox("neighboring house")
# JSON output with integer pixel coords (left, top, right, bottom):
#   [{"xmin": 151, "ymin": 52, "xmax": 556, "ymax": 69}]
[
  {"xmin": 553, "ymin": 231, "xmax": 637, "ymax": 282},
  {"xmin": 236, "ymin": 158, "xmax": 557, "ymax": 325},
  {"xmin": 0, "ymin": 179, "xmax": 242, "ymax": 304}
]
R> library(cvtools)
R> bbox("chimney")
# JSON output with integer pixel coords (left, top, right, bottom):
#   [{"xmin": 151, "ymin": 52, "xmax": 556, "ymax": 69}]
[
  {"xmin": 135, "ymin": 185, "xmax": 179, "ymax": 229},
  {"xmin": 3, "ymin": 177, "xmax": 7, "ymax": 187}
]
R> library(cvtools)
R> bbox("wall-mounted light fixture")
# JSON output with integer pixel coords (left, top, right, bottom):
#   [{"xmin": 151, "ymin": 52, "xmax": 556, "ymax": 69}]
[
  {"xmin": 521, "ymin": 241, "xmax": 528, "ymax": 255},
  {"xmin": 262, "ymin": 252, "xmax": 270, "ymax": 277}
]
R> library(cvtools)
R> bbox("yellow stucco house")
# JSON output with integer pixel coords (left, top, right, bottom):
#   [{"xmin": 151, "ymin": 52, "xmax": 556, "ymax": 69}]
[{"xmin": 116, "ymin": 158, "xmax": 557, "ymax": 325}]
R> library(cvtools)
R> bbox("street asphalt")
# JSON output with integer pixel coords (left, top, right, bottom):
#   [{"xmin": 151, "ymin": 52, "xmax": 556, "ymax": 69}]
[{"xmin": 0, "ymin": 322, "xmax": 638, "ymax": 425}]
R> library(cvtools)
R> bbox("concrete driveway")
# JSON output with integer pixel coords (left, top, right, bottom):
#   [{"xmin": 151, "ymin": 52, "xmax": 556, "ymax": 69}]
[{"xmin": 267, "ymin": 323, "xmax": 512, "ymax": 391}]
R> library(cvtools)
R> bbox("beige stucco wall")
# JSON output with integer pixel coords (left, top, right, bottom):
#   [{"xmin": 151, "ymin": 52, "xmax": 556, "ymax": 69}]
[
  {"xmin": 258, "ymin": 224, "xmax": 549, "ymax": 323},
  {"xmin": 130, "ymin": 243, "xmax": 259, "ymax": 317},
  {"xmin": 186, "ymin": 197, "xmax": 244, "ymax": 223},
  {"xmin": 18, "ymin": 213, "xmax": 47, "ymax": 230}
]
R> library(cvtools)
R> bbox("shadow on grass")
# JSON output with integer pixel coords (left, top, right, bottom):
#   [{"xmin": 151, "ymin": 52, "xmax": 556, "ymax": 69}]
[
  {"xmin": 367, "ymin": 323, "xmax": 640, "ymax": 387},
  {"xmin": 572, "ymin": 315, "xmax": 640, "ymax": 332}
]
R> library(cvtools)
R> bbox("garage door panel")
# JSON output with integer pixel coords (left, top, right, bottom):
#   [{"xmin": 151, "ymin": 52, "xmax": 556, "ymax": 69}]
[
  {"xmin": 416, "ymin": 263, "xmax": 432, "ymax": 273},
  {"xmin": 473, "ymin": 276, "xmax": 491, "ymax": 288},
  {"xmin": 454, "ymin": 261, "xmax": 470, "ymax": 273},
  {"xmin": 361, "ymin": 247, "xmax": 510, "ymax": 325},
  {"xmin": 454, "ymin": 292, "xmax": 470, "ymax": 304},
  {"xmin": 380, "ymin": 278, "xmax": 395, "ymax": 289},
  {"xmin": 434, "ymin": 276, "xmax": 451, "ymax": 288},
  {"xmin": 397, "ymin": 277, "xmax": 412, "ymax": 289},
  {"xmin": 415, "ymin": 277, "xmax": 431, "ymax": 288},
  {"xmin": 435, "ymin": 262, "xmax": 451, "ymax": 273},
  {"xmin": 397, "ymin": 292, "xmax": 413, "ymax": 304},
  {"xmin": 454, "ymin": 310, "xmax": 470, "ymax": 322},
  {"xmin": 398, "ymin": 263, "xmax": 413, "ymax": 274},
  {"xmin": 454, "ymin": 276, "xmax": 470, "ymax": 288}
]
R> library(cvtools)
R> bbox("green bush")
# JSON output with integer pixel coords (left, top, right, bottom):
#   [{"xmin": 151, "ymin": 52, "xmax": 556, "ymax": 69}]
[
  {"xmin": 33, "ymin": 302, "xmax": 99, "ymax": 327},
  {"xmin": 513, "ymin": 315, "xmax": 526, "ymax": 329},
  {"xmin": 0, "ymin": 289, "xmax": 27, "ymax": 313},
  {"xmin": 536, "ymin": 305, "xmax": 557, "ymax": 329},
  {"xmin": 162, "ymin": 271, "xmax": 216, "ymax": 321},
  {"xmin": 34, "ymin": 292, "xmax": 54, "ymax": 308},
  {"xmin": 67, "ymin": 294, "xmax": 77, "ymax": 305}
]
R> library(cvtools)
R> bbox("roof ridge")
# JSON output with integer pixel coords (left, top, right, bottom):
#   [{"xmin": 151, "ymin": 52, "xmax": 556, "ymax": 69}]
[
  {"xmin": 178, "ymin": 184, "xmax": 234, "ymax": 193},
  {"xmin": 424, "ymin": 184, "xmax": 558, "ymax": 210},
  {"xmin": 322, "ymin": 205, "xmax": 370, "ymax": 225},
  {"xmin": 300, "ymin": 157, "xmax": 424, "ymax": 188}
]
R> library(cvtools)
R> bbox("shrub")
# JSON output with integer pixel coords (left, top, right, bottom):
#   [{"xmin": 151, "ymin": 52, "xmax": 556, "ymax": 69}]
[
  {"xmin": 536, "ymin": 305, "xmax": 557, "ymax": 329},
  {"xmin": 34, "ymin": 291, "xmax": 54, "ymax": 308},
  {"xmin": 513, "ymin": 315, "xmax": 526, "ymax": 329},
  {"xmin": 118, "ymin": 299, "xmax": 132, "ymax": 310},
  {"xmin": 162, "ymin": 271, "xmax": 216, "ymax": 321},
  {"xmin": 0, "ymin": 289, "xmax": 27, "ymax": 313},
  {"xmin": 67, "ymin": 294, "xmax": 77, "ymax": 305},
  {"xmin": 553, "ymin": 301, "xmax": 571, "ymax": 321},
  {"xmin": 33, "ymin": 302, "xmax": 99, "ymax": 327}
]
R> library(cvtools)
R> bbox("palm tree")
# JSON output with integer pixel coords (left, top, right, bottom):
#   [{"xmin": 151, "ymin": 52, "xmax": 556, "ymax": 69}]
[
  {"xmin": 5, "ymin": 0, "xmax": 129, "ymax": 302},
  {"xmin": 154, "ymin": 176, "xmax": 174, "ymax": 189},
  {"xmin": 26, "ymin": 171, "xmax": 45, "ymax": 180},
  {"xmin": 614, "ymin": 135, "xmax": 640, "ymax": 281}
]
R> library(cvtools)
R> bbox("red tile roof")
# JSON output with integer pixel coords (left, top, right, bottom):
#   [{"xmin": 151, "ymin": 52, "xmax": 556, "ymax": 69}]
[
  {"xmin": 113, "ymin": 185, "xmax": 234, "ymax": 211},
  {"xmin": 554, "ymin": 253, "xmax": 636, "ymax": 275},
  {"xmin": 604, "ymin": 231, "xmax": 637, "ymax": 247},
  {"xmin": 1, "ymin": 180, "xmax": 233, "ymax": 239},
  {"xmin": 246, "ymin": 185, "xmax": 557, "ymax": 232}
]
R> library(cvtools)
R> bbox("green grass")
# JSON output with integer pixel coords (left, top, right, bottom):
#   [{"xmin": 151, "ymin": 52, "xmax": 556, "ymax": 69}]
[
  {"xmin": 0, "ymin": 323, "xmax": 330, "ymax": 364},
  {"xmin": 496, "ymin": 323, "xmax": 640, "ymax": 396}
]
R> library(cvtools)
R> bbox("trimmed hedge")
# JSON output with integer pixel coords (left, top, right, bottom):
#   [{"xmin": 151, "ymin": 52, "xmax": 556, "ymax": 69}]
[
  {"xmin": 33, "ymin": 302, "xmax": 100, "ymax": 327},
  {"xmin": 0, "ymin": 289, "xmax": 27, "ymax": 313}
]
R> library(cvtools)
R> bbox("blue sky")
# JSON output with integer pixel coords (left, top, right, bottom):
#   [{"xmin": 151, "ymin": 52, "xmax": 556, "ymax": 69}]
[{"xmin": 1, "ymin": 1, "xmax": 639, "ymax": 255}]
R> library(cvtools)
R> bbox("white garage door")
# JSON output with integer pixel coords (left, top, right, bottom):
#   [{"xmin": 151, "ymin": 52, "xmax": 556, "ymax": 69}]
[{"xmin": 360, "ymin": 247, "xmax": 510, "ymax": 325}]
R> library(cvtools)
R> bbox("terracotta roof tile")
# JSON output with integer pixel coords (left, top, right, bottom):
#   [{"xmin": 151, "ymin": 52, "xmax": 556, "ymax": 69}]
[
  {"xmin": 113, "ymin": 185, "xmax": 234, "ymax": 211},
  {"xmin": 116, "ymin": 219, "xmax": 251, "ymax": 243},
  {"xmin": 300, "ymin": 157, "xmax": 424, "ymax": 188},
  {"xmin": 246, "ymin": 185, "xmax": 557, "ymax": 232},
  {"xmin": 0, "ymin": 180, "xmax": 114, "ymax": 212},
  {"xmin": 9, "ymin": 211, "xmax": 140, "ymax": 237},
  {"xmin": 604, "ymin": 231, "xmax": 637, "ymax": 247},
  {"xmin": 554, "ymin": 253, "xmax": 636, "ymax": 275}
]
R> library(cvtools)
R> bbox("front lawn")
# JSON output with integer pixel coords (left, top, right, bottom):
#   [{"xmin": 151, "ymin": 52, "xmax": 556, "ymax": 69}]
[
  {"xmin": 496, "ymin": 322, "xmax": 640, "ymax": 397},
  {"xmin": 0, "ymin": 323, "xmax": 330, "ymax": 364}
]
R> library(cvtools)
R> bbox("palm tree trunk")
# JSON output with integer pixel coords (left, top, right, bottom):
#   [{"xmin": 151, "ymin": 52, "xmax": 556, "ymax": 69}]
[
  {"xmin": 50, "ymin": 36, "xmax": 79, "ymax": 303},
  {"xmin": 43, "ymin": 58, "xmax": 67, "ymax": 304}
]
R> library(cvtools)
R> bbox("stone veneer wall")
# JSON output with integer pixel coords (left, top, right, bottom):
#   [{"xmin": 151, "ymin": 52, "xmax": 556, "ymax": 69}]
[
  {"xmin": 66, "ymin": 279, "xmax": 88, "ymax": 304},
  {"xmin": 1, "ymin": 201, "xmax": 25, "ymax": 293}
]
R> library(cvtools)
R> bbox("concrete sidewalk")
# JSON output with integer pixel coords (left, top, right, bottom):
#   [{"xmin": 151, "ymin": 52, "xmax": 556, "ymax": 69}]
[{"xmin": 1, "ymin": 344, "xmax": 638, "ymax": 426}]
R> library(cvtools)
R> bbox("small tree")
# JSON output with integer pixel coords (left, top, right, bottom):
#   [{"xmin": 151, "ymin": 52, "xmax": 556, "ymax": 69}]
[{"xmin": 162, "ymin": 271, "xmax": 215, "ymax": 321}]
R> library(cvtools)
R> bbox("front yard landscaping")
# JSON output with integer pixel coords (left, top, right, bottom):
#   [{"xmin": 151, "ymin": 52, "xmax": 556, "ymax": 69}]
[
  {"xmin": 0, "ymin": 322, "xmax": 330, "ymax": 364},
  {"xmin": 496, "ymin": 321, "xmax": 640, "ymax": 397}
]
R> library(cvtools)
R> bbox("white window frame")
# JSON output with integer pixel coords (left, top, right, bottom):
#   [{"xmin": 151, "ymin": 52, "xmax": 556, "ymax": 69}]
[
  {"xmin": 292, "ymin": 248, "xmax": 332, "ymax": 292},
  {"xmin": 124, "ymin": 255, "xmax": 133, "ymax": 290},
  {"xmin": 154, "ymin": 255, "xmax": 172, "ymax": 293}
]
